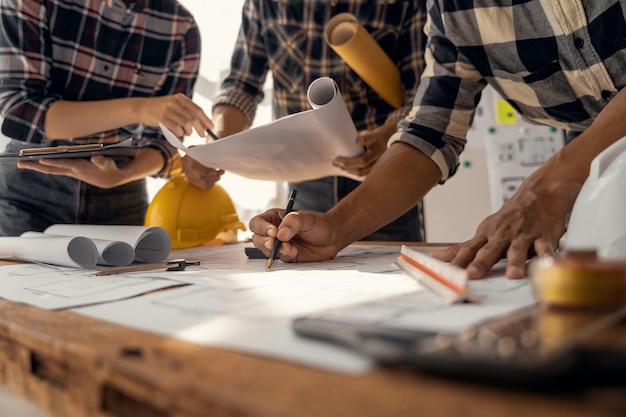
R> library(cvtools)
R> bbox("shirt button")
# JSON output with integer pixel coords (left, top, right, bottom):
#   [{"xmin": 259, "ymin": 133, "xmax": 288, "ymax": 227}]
[{"xmin": 574, "ymin": 37, "xmax": 584, "ymax": 48}]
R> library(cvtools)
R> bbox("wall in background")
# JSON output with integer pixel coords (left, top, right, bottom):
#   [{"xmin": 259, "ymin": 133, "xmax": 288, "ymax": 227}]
[{"xmin": 149, "ymin": 1, "xmax": 285, "ymax": 237}]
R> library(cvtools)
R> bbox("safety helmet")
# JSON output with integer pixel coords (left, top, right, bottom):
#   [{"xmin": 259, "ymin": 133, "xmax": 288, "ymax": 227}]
[{"xmin": 144, "ymin": 175, "xmax": 246, "ymax": 249}]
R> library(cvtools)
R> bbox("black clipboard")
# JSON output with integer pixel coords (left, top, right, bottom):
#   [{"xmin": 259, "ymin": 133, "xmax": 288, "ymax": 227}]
[{"xmin": 0, "ymin": 140, "xmax": 140, "ymax": 161}]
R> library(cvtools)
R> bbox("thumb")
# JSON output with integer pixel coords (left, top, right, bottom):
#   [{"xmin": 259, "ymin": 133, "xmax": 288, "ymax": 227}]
[{"xmin": 91, "ymin": 155, "xmax": 111, "ymax": 167}]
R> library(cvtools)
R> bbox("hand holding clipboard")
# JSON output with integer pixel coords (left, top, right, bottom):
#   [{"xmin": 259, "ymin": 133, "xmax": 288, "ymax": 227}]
[{"xmin": 0, "ymin": 139, "xmax": 140, "ymax": 161}]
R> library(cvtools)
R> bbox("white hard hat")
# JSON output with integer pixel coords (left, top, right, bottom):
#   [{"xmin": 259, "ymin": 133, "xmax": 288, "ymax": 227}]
[{"xmin": 565, "ymin": 136, "xmax": 626, "ymax": 259}]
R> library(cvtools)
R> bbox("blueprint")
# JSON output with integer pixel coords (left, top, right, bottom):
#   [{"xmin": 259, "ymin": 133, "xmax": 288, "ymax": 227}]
[
  {"xmin": 73, "ymin": 243, "xmax": 535, "ymax": 374},
  {"xmin": 0, "ymin": 263, "xmax": 185, "ymax": 310}
]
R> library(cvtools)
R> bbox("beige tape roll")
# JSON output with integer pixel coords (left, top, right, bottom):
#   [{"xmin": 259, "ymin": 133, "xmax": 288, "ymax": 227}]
[
  {"xmin": 325, "ymin": 13, "xmax": 404, "ymax": 109},
  {"xmin": 533, "ymin": 251, "xmax": 626, "ymax": 309}
]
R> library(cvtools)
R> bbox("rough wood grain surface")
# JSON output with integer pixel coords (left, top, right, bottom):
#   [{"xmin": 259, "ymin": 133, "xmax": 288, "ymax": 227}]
[{"xmin": 1, "ymin": 298, "xmax": 626, "ymax": 417}]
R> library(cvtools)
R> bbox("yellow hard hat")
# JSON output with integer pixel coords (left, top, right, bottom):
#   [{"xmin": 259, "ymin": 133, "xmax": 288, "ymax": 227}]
[{"xmin": 144, "ymin": 175, "xmax": 246, "ymax": 249}]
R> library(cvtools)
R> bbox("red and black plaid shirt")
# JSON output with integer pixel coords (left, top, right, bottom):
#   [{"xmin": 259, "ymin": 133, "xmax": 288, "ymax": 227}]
[{"xmin": 0, "ymin": 0, "xmax": 201, "ymax": 176}]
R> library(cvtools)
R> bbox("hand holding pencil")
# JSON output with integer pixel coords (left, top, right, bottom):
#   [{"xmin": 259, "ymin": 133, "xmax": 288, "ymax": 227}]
[
  {"xmin": 249, "ymin": 190, "xmax": 344, "ymax": 265},
  {"xmin": 267, "ymin": 189, "xmax": 298, "ymax": 268}
]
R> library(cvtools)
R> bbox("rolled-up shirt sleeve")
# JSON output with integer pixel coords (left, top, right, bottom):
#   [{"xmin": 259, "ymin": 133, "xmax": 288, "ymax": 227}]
[
  {"xmin": 389, "ymin": 0, "xmax": 486, "ymax": 182},
  {"xmin": 212, "ymin": 0, "xmax": 268, "ymax": 123}
]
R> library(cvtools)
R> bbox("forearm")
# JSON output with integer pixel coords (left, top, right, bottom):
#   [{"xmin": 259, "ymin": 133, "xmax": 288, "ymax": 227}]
[
  {"xmin": 567, "ymin": 88, "xmax": 626, "ymax": 166},
  {"xmin": 373, "ymin": 117, "xmax": 402, "ymax": 139},
  {"xmin": 524, "ymin": 88, "xmax": 626, "ymax": 212},
  {"xmin": 211, "ymin": 104, "xmax": 252, "ymax": 137},
  {"xmin": 44, "ymin": 98, "xmax": 145, "ymax": 140},
  {"xmin": 116, "ymin": 148, "xmax": 165, "ymax": 184},
  {"xmin": 328, "ymin": 142, "xmax": 440, "ymax": 248}
]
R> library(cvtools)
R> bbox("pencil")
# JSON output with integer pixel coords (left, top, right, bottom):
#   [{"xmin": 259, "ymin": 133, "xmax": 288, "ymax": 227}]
[
  {"xmin": 267, "ymin": 189, "xmax": 298, "ymax": 269},
  {"xmin": 206, "ymin": 128, "xmax": 219, "ymax": 141}
]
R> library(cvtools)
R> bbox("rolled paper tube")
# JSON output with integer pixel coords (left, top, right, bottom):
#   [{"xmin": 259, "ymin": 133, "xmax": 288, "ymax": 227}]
[{"xmin": 325, "ymin": 13, "xmax": 404, "ymax": 109}]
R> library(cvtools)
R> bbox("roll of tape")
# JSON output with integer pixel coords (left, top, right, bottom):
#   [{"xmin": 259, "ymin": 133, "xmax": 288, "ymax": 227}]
[{"xmin": 533, "ymin": 251, "xmax": 626, "ymax": 308}]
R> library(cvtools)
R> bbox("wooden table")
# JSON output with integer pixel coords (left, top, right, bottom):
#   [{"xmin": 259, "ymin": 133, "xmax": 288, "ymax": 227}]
[{"xmin": 1, "ymin": 298, "xmax": 626, "ymax": 417}]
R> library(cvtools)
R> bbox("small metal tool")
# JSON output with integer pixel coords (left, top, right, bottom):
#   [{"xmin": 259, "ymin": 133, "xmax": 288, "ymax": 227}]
[{"xmin": 95, "ymin": 259, "xmax": 200, "ymax": 276}]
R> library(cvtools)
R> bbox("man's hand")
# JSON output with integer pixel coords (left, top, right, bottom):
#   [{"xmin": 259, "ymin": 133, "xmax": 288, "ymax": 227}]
[
  {"xmin": 181, "ymin": 155, "xmax": 224, "ymax": 190},
  {"xmin": 431, "ymin": 178, "xmax": 577, "ymax": 279},
  {"xmin": 332, "ymin": 129, "xmax": 387, "ymax": 177},
  {"xmin": 249, "ymin": 209, "xmax": 342, "ymax": 263}
]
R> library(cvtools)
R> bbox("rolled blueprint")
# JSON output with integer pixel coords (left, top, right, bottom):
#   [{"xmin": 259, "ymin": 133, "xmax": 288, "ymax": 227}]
[
  {"xmin": 43, "ymin": 225, "xmax": 171, "ymax": 263},
  {"xmin": 22, "ymin": 231, "xmax": 135, "ymax": 266},
  {"xmin": 161, "ymin": 77, "xmax": 364, "ymax": 182},
  {"xmin": 325, "ymin": 13, "xmax": 403, "ymax": 109},
  {"xmin": 0, "ymin": 235, "xmax": 99, "ymax": 268}
]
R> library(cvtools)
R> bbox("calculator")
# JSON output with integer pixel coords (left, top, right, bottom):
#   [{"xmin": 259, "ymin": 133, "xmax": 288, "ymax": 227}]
[{"xmin": 293, "ymin": 304, "xmax": 626, "ymax": 387}]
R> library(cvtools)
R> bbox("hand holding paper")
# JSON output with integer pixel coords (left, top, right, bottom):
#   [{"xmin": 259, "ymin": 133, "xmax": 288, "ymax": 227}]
[{"xmin": 161, "ymin": 77, "xmax": 364, "ymax": 182}]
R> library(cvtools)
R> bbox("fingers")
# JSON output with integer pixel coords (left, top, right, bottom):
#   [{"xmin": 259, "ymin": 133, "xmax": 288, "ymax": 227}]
[
  {"xmin": 533, "ymin": 238, "xmax": 556, "ymax": 259},
  {"xmin": 17, "ymin": 157, "xmax": 122, "ymax": 188},
  {"xmin": 250, "ymin": 210, "xmax": 290, "ymax": 258},
  {"xmin": 17, "ymin": 158, "xmax": 89, "ymax": 175},
  {"xmin": 332, "ymin": 130, "xmax": 386, "ymax": 176},
  {"xmin": 250, "ymin": 211, "xmax": 305, "ymax": 261},
  {"xmin": 181, "ymin": 156, "xmax": 224, "ymax": 190},
  {"xmin": 434, "ymin": 236, "xmax": 554, "ymax": 280},
  {"xmin": 502, "ymin": 240, "xmax": 533, "ymax": 279},
  {"xmin": 431, "ymin": 245, "xmax": 458, "ymax": 262},
  {"xmin": 159, "ymin": 94, "xmax": 213, "ymax": 138}
]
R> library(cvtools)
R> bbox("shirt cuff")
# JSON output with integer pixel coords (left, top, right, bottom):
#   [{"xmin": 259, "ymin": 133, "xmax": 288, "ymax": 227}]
[{"xmin": 212, "ymin": 89, "xmax": 259, "ymax": 123}]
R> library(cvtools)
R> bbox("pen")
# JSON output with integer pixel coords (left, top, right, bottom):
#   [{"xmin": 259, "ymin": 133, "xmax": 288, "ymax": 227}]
[{"xmin": 267, "ymin": 189, "xmax": 297, "ymax": 269}]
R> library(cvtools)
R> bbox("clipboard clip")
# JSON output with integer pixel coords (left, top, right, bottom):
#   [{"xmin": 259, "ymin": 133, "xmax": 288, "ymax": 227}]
[
  {"xmin": 19, "ymin": 143, "xmax": 104, "ymax": 156},
  {"xmin": 95, "ymin": 259, "xmax": 201, "ymax": 276}
]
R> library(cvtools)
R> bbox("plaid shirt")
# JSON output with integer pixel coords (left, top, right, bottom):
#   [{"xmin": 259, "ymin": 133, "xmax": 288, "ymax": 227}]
[
  {"xmin": 213, "ymin": 0, "xmax": 426, "ymax": 131},
  {"xmin": 0, "ymin": 0, "xmax": 201, "ymax": 176},
  {"xmin": 390, "ymin": 0, "xmax": 626, "ymax": 182}
]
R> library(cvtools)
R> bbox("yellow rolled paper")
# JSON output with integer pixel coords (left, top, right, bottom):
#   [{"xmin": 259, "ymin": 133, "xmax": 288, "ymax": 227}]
[{"xmin": 325, "ymin": 13, "xmax": 403, "ymax": 109}]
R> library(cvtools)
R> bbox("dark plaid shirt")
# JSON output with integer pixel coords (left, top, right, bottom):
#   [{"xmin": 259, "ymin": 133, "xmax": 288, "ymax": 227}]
[
  {"xmin": 390, "ymin": 0, "xmax": 626, "ymax": 181},
  {"xmin": 213, "ymin": 0, "xmax": 427, "ymax": 131},
  {"xmin": 0, "ymin": 0, "xmax": 201, "ymax": 176}
]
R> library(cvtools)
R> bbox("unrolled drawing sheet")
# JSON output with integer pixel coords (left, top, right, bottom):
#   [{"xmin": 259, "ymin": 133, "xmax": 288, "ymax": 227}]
[
  {"xmin": 73, "ymin": 243, "xmax": 535, "ymax": 375},
  {"xmin": 44, "ymin": 224, "xmax": 171, "ymax": 263},
  {"xmin": 0, "ymin": 263, "xmax": 185, "ymax": 310},
  {"xmin": 161, "ymin": 77, "xmax": 364, "ymax": 182}
]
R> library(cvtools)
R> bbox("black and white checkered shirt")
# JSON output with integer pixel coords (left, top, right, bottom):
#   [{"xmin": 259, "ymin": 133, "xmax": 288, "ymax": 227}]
[{"xmin": 391, "ymin": 0, "xmax": 625, "ymax": 181}]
